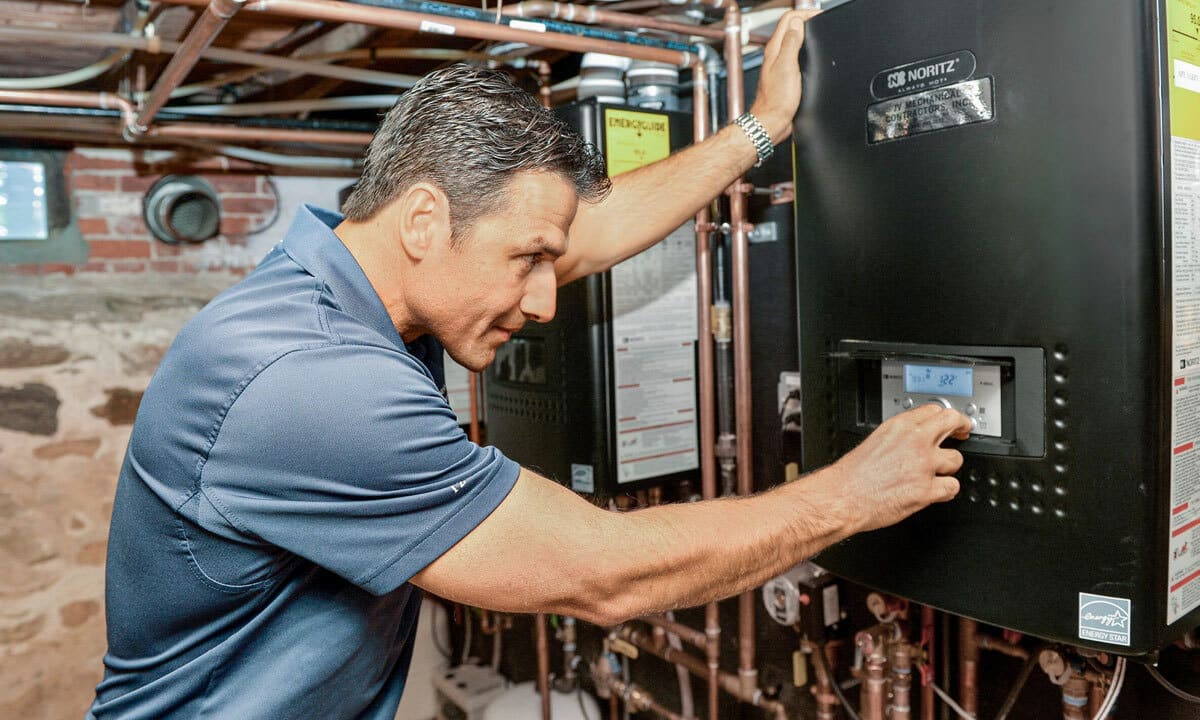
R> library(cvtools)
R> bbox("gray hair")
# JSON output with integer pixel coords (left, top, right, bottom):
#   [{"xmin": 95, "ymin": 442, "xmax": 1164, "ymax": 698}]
[{"xmin": 342, "ymin": 64, "xmax": 611, "ymax": 236}]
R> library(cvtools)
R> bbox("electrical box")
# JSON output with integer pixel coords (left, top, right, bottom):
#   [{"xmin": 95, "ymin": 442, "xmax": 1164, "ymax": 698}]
[
  {"xmin": 794, "ymin": 0, "xmax": 1199, "ymax": 654},
  {"xmin": 484, "ymin": 100, "xmax": 697, "ymax": 497}
]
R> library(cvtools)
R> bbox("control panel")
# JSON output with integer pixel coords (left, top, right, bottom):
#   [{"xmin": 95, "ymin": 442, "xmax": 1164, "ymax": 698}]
[{"xmin": 880, "ymin": 359, "xmax": 1002, "ymax": 437}]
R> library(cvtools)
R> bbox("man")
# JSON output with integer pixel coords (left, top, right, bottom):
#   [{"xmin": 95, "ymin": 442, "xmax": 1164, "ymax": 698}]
[{"xmin": 90, "ymin": 12, "xmax": 971, "ymax": 719}]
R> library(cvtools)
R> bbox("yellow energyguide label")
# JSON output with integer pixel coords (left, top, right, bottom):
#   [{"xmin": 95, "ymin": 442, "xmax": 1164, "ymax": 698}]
[
  {"xmin": 1169, "ymin": 0, "xmax": 1200, "ymax": 141},
  {"xmin": 603, "ymin": 108, "xmax": 671, "ymax": 176}
]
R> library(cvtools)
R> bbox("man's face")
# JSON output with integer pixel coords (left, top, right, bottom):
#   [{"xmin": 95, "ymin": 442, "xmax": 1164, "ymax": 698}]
[{"xmin": 423, "ymin": 171, "xmax": 577, "ymax": 372}]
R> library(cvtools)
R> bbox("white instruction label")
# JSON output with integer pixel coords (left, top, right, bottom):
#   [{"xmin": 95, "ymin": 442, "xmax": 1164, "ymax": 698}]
[
  {"xmin": 611, "ymin": 223, "xmax": 698, "ymax": 483},
  {"xmin": 1171, "ymin": 134, "xmax": 1200, "ymax": 623},
  {"xmin": 419, "ymin": 20, "xmax": 456, "ymax": 35}
]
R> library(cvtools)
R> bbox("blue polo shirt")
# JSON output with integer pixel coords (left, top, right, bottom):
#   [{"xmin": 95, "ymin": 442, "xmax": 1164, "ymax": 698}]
[{"xmin": 89, "ymin": 206, "xmax": 520, "ymax": 719}]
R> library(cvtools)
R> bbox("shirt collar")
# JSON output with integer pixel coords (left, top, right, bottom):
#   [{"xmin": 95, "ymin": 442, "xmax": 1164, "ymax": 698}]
[{"xmin": 280, "ymin": 204, "xmax": 405, "ymax": 351}]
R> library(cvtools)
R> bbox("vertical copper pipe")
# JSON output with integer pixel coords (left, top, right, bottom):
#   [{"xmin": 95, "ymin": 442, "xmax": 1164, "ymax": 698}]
[
  {"xmin": 723, "ymin": 3, "xmax": 757, "ymax": 695},
  {"xmin": 693, "ymin": 58, "xmax": 722, "ymax": 720},
  {"xmin": 1061, "ymin": 674, "xmax": 1089, "ymax": 720},
  {"xmin": 537, "ymin": 612, "xmax": 552, "ymax": 720},
  {"xmin": 610, "ymin": 694, "xmax": 620, "ymax": 720},
  {"xmin": 921, "ymin": 606, "xmax": 936, "ymax": 720},
  {"xmin": 957, "ymin": 618, "xmax": 978, "ymax": 717},
  {"xmin": 806, "ymin": 642, "xmax": 838, "ymax": 720},
  {"xmin": 468, "ymin": 373, "xmax": 481, "ymax": 444},
  {"xmin": 135, "ymin": 0, "xmax": 245, "ymax": 133},
  {"xmin": 891, "ymin": 643, "xmax": 914, "ymax": 720},
  {"xmin": 863, "ymin": 651, "xmax": 887, "ymax": 720},
  {"xmin": 1088, "ymin": 678, "xmax": 1106, "ymax": 719},
  {"xmin": 537, "ymin": 60, "xmax": 553, "ymax": 108}
]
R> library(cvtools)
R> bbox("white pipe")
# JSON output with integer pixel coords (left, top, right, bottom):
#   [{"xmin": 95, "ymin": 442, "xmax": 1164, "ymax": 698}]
[
  {"xmin": 212, "ymin": 144, "xmax": 360, "ymax": 169},
  {"xmin": 0, "ymin": 9, "xmax": 150, "ymax": 90},
  {"xmin": 163, "ymin": 94, "xmax": 401, "ymax": 116}
]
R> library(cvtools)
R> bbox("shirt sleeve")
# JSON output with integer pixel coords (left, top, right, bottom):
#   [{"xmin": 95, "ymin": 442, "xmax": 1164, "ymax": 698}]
[{"xmin": 198, "ymin": 342, "xmax": 519, "ymax": 595}]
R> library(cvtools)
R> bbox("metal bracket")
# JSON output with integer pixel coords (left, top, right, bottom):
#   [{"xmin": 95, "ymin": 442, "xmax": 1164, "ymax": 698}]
[{"xmin": 748, "ymin": 221, "xmax": 779, "ymax": 244}]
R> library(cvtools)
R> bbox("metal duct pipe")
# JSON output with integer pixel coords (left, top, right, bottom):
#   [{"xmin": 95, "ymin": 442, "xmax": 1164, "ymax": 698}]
[
  {"xmin": 159, "ymin": 0, "xmax": 695, "ymax": 66},
  {"xmin": 135, "ymin": 0, "xmax": 247, "ymax": 134}
]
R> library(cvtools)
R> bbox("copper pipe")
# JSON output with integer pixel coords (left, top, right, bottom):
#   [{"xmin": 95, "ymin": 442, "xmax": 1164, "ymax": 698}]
[
  {"xmin": 161, "ymin": 0, "xmax": 693, "ymax": 66},
  {"xmin": 641, "ymin": 615, "xmax": 708, "ymax": 650},
  {"xmin": 856, "ymin": 630, "xmax": 887, "ymax": 720},
  {"xmin": 599, "ymin": 675, "xmax": 699, "ymax": 720},
  {"xmin": 616, "ymin": 626, "xmax": 788, "ymax": 720},
  {"xmin": 505, "ymin": 1, "xmax": 771, "ymax": 44},
  {"xmin": 977, "ymin": 633, "xmax": 1030, "ymax": 660},
  {"xmin": 1088, "ymin": 678, "xmax": 1107, "ymax": 719},
  {"xmin": 722, "ymin": 2, "xmax": 758, "ymax": 696},
  {"xmin": 957, "ymin": 618, "xmax": 978, "ymax": 716},
  {"xmin": 921, "ymin": 606, "xmax": 935, "ymax": 720},
  {"xmin": 537, "ymin": 61, "xmax": 553, "ymax": 108},
  {"xmin": 135, "ymin": 0, "xmax": 246, "ymax": 133},
  {"xmin": 692, "ymin": 57, "xmax": 722, "ymax": 720},
  {"xmin": 610, "ymin": 694, "xmax": 619, "ymax": 720},
  {"xmin": 891, "ymin": 642, "xmax": 915, "ymax": 720},
  {"xmin": 804, "ymin": 641, "xmax": 838, "ymax": 720},
  {"xmin": 1061, "ymin": 674, "xmax": 1089, "ymax": 720},
  {"xmin": 537, "ymin": 612, "xmax": 552, "ymax": 720},
  {"xmin": 0, "ymin": 26, "xmax": 420, "ymax": 93},
  {"xmin": 467, "ymin": 373, "xmax": 481, "ymax": 444},
  {"xmin": 0, "ymin": 89, "xmax": 138, "ymax": 131}
]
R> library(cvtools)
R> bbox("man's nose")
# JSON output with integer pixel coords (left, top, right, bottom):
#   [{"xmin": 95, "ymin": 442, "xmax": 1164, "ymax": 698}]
[{"xmin": 520, "ymin": 262, "xmax": 558, "ymax": 323}]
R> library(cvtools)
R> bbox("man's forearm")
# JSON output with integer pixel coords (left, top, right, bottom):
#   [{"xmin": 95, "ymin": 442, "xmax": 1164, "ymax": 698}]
[
  {"xmin": 555, "ymin": 123, "xmax": 759, "ymax": 286},
  {"xmin": 588, "ymin": 468, "xmax": 856, "ymax": 622}
]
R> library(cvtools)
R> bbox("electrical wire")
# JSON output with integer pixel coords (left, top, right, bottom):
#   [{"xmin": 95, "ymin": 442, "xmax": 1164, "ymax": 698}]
[
  {"xmin": 812, "ymin": 643, "xmax": 861, "ymax": 720},
  {"xmin": 930, "ymin": 681, "xmax": 975, "ymax": 720},
  {"xmin": 245, "ymin": 178, "xmax": 283, "ymax": 237},
  {"xmin": 1145, "ymin": 662, "xmax": 1200, "ymax": 704}
]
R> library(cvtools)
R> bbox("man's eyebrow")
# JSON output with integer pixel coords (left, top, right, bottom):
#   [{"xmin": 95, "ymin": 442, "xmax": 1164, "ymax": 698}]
[{"xmin": 521, "ymin": 237, "xmax": 567, "ymax": 258}]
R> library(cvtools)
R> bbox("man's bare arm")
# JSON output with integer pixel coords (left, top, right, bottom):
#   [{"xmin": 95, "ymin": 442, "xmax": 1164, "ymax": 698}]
[
  {"xmin": 554, "ymin": 9, "xmax": 819, "ymax": 286},
  {"xmin": 410, "ymin": 405, "xmax": 970, "ymax": 626}
]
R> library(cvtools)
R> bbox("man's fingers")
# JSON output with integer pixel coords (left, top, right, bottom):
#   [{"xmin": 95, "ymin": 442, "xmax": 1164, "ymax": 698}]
[
  {"xmin": 927, "ymin": 408, "xmax": 973, "ymax": 443},
  {"xmin": 764, "ymin": 9, "xmax": 819, "ymax": 62},
  {"xmin": 933, "ymin": 476, "xmax": 961, "ymax": 502},
  {"xmin": 936, "ymin": 447, "xmax": 964, "ymax": 476}
]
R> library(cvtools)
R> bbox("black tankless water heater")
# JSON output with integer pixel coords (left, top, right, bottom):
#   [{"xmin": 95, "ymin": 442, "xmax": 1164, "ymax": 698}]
[{"xmin": 795, "ymin": 0, "xmax": 1200, "ymax": 654}]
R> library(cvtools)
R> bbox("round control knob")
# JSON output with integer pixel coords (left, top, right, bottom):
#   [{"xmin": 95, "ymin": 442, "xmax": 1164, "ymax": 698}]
[
  {"xmin": 970, "ymin": 417, "xmax": 980, "ymax": 432},
  {"xmin": 965, "ymin": 403, "xmax": 978, "ymax": 416},
  {"xmin": 924, "ymin": 398, "xmax": 952, "ymax": 409},
  {"xmin": 902, "ymin": 397, "xmax": 915, "ymax": 410}
]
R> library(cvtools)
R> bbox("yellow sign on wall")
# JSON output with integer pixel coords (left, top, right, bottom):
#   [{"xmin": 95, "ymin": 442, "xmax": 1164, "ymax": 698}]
[{"xmin": 603, "ymin": 108, "xmax": 672, "ymax": 176}]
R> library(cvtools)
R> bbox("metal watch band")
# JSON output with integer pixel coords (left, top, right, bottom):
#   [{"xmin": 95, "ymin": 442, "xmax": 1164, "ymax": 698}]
[{"xmin": 733, "ymin": 112, "xmax": 774, "ymax": 168}]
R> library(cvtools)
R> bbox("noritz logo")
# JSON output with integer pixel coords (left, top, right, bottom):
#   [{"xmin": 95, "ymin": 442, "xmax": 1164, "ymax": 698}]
[
  {"xmin": 1078, "ymin": 593, "xmax": 1131, "ymax": 646},
  {"xmin": 871, "ymin": 50, "xmax": 977, "ymax": 100}
]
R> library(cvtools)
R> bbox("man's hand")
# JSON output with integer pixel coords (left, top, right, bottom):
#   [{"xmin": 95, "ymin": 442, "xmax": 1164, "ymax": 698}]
[
  {"xmin": 749, "ymin": 9, "xmax": 822, "ymax": 144},
  {"xmin": 823, "ymin": 404, "xmax": 973, "ymax": 536}
]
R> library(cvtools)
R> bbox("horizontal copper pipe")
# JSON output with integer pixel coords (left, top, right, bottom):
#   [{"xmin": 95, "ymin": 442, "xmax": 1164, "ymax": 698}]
[
  {"xmin": 640, "ymin": 615, "xmax": 708, "ymax": 650},
  {"xmin": 0, "ymin": 89, "xmax": 138, "ymax": 130},
  {"xmin": 160, "ymin": 0, "xmax": 694, "ymax": 66},
  {"xmin": 617, "ymin": 627, "xmax": 787, "ymax": 720}
]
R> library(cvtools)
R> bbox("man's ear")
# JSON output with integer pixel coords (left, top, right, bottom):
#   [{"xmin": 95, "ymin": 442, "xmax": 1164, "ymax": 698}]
[{"xmin": 395, "ymin": 182, "xmax": 452, "ymax": 260}]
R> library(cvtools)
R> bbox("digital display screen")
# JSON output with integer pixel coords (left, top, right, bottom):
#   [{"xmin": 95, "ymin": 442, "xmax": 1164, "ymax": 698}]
[
  {"xmin": 0, "ymin": 161, "xmax": 49, "ymax": 241},
  {"xmin": 904, "ymin": 364, "xmax": 973, "ymax": 397}
]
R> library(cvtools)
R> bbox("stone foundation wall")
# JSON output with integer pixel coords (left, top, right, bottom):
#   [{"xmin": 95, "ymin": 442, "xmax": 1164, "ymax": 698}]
[{"xmin": 0, "ymin": 274, "xmax": 238, "ymax": 718}]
